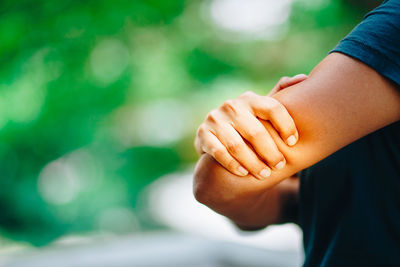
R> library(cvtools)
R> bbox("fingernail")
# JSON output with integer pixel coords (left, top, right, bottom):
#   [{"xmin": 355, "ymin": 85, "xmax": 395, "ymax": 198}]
[
  {"xmin": 275, "ymin": 161, "xmax": 285, "ymax": 170},
  {"xmin": 287, "ymin": 135, "xmax": 297, "ymax": 146},
  {"xmin": 294, "ymin": 73, "xmax": 307, "ymax": 79},
  {"xmin": 238, "ymin": 166, "xmax": 248, "ymax": 176},
  {"xmin": 259, "ymin": 168, "xmax": 271, "ymax": 179}
]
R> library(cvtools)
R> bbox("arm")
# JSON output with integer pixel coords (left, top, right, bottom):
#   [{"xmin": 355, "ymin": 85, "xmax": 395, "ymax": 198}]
[
  {"xmin": 269, "ymin": 52, "xmax": 400, "ymax": 186},
  {"xmin": 194, "ymin": 52, "xmax": 400, "ymax": 228},
  {"xmin": 195, "ymin": 74, "xmax": 307, "ymax": 179},
  {"xmin": 194, "ymin": 154, "xmax": 299, "ymax": 229}
]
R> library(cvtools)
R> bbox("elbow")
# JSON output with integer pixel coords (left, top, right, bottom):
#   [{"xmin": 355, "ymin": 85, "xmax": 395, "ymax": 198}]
[
  {"xmin": 192, "ymin": 154, "xmax": 238, "ymax": 207},
  {"xmin": 193, "ymin": 177, "xmax": 208, "ymax": 205},
  {"xmin": 193, "ymin": 165, "xmax": 206, "ymax": 204},
  {"xmin": 193, "ymin": 155, "xmax": 214, "ymax": 205},
  {"xmin": 193, "ymin": 154, "xmax": 276, "ymax": 229}
]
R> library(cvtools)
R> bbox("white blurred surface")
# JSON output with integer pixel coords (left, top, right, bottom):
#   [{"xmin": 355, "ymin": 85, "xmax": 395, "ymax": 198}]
[
  {"xmin": 1, "ymin": 232, "xmax": 301, "ymax": 267},
  {"xmin": 146, "ymin": 169, "xmax": 303, "ymax": 255}
]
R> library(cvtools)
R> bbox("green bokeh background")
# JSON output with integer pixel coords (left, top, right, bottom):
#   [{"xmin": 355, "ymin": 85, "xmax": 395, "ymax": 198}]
[{"xmin": 0, "ymin": 0, "xmax": 379, "ymax": 246}]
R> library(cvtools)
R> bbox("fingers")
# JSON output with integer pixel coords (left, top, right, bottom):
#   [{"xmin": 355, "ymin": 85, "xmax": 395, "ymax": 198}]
[
  {"xmin": 248, "ymin": 95, "xmax": 299, "ymax": 146},
  {"xmin": 277, "ymin": 74, "xmax": 308, "ymax": 91},
  {"xmin": 269, "ymin": 74, "xmax": 308, "ymax": 95},
  {"xmin": 197, "ymin": 127, "xmax": 249, "ymax": 177},
  {"xmin": 230, "ymin": 110, "xmax": 286, "ymax": 170},
  {"xmin": 195, "ymin": 75, "xmax": 305, "ymax": 179},
  {"xmin": 212, "ymin": 122, "xmax": 272, "ymax": 180}
]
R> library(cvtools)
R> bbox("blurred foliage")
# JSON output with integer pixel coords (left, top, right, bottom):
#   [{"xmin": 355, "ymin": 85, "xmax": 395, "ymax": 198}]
[{"xmin": 0, "ymin": 0, "xmax": 380, "ymax": 245}]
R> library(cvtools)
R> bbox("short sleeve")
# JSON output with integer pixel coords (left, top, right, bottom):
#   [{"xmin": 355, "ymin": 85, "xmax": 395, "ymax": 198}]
[{"xmin": 330, "ymin": 0, "xmax": 400, "ymax": 87}]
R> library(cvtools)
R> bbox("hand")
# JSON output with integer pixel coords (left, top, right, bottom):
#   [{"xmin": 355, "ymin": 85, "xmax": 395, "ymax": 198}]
[
  {"xmin": 194, "ymin": 74, "xmax": 307, "ymax": 180},
  {"xmin": 193, "ymin": 154, "xmax": 300, "ymax": 230},
  {"xmin": 268, "ymin": 74, "xmax": 308, "ymax": 96}
]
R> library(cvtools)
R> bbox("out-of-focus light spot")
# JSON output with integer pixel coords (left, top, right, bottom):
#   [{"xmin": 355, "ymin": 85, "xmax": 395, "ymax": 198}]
[
  {"xmin": 1, "ymin": 48, "xmax": 61, "ymax": 125},
  {"xmin": 38, "ymin": 160, "xmax": 80, "ymax": 205},
  {"xmin": 38, "ymin": 148, "xmax": 103, "ymax": 205},
  {"xmin": 113, "ymin": 99, "xmax": 193, "ymax": 147},
  {"xmin": 64, "ymin": 148, "xmax": 104, "ymax": 191},
  {"xmin": 97, "ymin": 207, "xmax": 140, "ymax": 234},
  {"xmin": 129, "ymin": 31, "xmax": 189, "ymax": 98},
  {"xmin": 7, "ymin": 79, "xmax": 45, "ymax": 123},
  {"xmin": 209, "ymin": 0, "xmax": 293, "ymax": 38},
  {"xmin": 90, "ymin": 39, "xmax": 130, "ymax": 86},
  {"xmin": 135, "ymin": 99, "xmax": 191, "ymax": 146}
]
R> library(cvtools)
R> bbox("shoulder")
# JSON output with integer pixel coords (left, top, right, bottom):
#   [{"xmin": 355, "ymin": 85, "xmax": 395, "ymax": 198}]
[{"xmin": 331, "ymin": 0, "xmax": 400, "ymax": 87}]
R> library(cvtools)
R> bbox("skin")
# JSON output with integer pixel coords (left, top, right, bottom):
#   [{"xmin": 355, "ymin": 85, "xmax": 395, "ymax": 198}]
[
  {"xmin": 195, "ymin": 74, "xmax": 307, "ymax": 179},
  {"xmin": 193, "ymin": 52, "xmax": 400, "ymax": 229}
]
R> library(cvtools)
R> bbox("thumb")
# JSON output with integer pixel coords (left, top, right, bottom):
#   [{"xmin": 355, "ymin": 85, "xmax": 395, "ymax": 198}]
[{"xmin": 269, "ymin": 74, "xmax": 308, "ymax": 95}]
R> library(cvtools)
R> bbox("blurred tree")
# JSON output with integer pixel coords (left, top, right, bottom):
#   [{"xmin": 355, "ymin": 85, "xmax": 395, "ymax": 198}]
[{"xmin": 0, "ymin": 0, "xmax": 379, "ymax": 245}]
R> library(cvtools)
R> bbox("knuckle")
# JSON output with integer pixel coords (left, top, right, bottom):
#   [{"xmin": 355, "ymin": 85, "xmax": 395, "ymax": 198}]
[
  {"xmin": 279, "ymin": 76, "xmax": 290, "ymax": 83},
  {"xmin": 194, "ymin": 141, "xmax": 201, "ymax": 154},
  {"xmin": 226, "ymin": 140, "xmax": 243, "ymax": 154},
  {"xmin": 206, "ymin": 110, "xmax": 219, "ymax": 123},
  {"xmin": 220, "ymin": 99, "xmax": 239, "ymax": 115},
  {"xmin": 267, "ymin": 100, "xmax": 283, "ymax": 117},
  {"xmin": 240, "ymin": 90, "xmax": 256, "ymax": 99},
  {"xmin": 196, "ymin": 125, "xmax": 206, "ymax": 137},
  {"xmin": 246, "ymin": 128, "xmax": 263, "ymax": 141},
  {"xmin": 211, "ymin": 147, "xmax": 224, "ymax": 158},
  {"xmin": 222, "ymin": 99, "xmax": 234, "ymax": 107}
]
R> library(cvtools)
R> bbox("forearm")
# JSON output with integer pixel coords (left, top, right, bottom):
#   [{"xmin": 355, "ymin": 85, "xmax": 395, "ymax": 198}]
[
  {"xmin": 225, "ymin": 52, "xmax": 400, "ymax": 190},
  {"xmin": 193, "ymin": 53, "xmax": 400, "ymax": 228},
  {"xmin": 194, "ymin": 154, "xmax": 299, "ymax": 229},
  {"xmin": 265, "ymin": 53, "xmax": 400, "ymax": 186}
]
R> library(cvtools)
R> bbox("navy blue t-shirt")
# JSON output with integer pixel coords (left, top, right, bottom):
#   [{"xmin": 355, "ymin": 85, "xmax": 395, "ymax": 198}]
[{"xmin": 299, "ymin": 0, "xmax": 400, "ymax": 266}]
